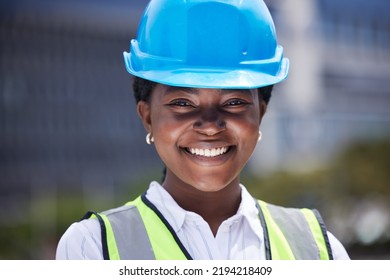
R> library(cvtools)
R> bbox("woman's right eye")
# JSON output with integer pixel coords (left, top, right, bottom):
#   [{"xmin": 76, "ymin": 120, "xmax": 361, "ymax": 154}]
[{"xmin": 170, "ymin": 100, "xmax": 193, "ymax": 107}]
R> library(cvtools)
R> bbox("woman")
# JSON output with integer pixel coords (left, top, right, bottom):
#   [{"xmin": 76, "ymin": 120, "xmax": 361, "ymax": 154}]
[{"xmin": 56, "ymin": 0, "xmax": 350, "ymax": 260}]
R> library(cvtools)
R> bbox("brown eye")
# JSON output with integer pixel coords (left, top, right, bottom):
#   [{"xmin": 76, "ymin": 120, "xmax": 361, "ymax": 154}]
[
  {"xmin": 173, "ymin": 100, "xmax": 191, "ymax": 107},
  {"xmin": 167, "ymin": 99, "xmax": 196, "ymax": 109},
  {"xmin": 225, "ymin": 99, "xmax": 249, "ymax": 106}
]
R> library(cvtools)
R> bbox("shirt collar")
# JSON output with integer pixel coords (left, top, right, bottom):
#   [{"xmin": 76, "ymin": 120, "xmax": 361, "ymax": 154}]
[
  {"xmin": 237, "ymin": 185, "xmax": 264, "ymax": 239},
  {"xmin": 145, "ymin": 181, "xmax": 263, "ymax": 239},
  {"xmin": 145, "ymin": 181, "xmax": 187, "ymax": 232}
]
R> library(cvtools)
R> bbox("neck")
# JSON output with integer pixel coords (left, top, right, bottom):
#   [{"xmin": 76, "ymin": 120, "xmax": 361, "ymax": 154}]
[{"xmin": 162, "ymin": 175, "xmax": 242, "ymax": 236}]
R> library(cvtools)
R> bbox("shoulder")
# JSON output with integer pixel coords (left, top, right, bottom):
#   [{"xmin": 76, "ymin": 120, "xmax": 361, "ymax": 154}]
[
  {"xmin": 56, "ymin": 218, "xmax": 103, "ymax": 260},
  {"xmin": 256, "ymin": 199, "xmax": 350, "ymax": 259},
  {"xmin": 55, "ymin": 203, "xmax": 140, "ymax": 260}
]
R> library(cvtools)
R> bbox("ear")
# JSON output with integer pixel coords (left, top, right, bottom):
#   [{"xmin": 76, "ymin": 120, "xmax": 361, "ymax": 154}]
[
  {"xmin": 259, "ymin": 100, "xmax": 268, "ymax": 125},
  {"xmin": 137, "ymin": 101, "xmax": 152, "ymax": 132}
]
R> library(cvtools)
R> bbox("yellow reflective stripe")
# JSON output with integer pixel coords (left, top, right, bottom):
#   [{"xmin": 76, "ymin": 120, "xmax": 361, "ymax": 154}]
[
  {"xmin": 99, "ymin": 214, "xmax": 121, "ymax": 260},
  {"xmin": 127, "ymin": 197, "xmax": 187, "ymax": 260},
  {"xmin": 257, "ymin": 200, "xmax": 296, "ymax": 260},
  {"xmin": 300, "ymin": 209, "xmax": 330, "ymax": 260},
  {"xmin": 99, "ymin": 214, "xmax": 120, "ymax": 260}
]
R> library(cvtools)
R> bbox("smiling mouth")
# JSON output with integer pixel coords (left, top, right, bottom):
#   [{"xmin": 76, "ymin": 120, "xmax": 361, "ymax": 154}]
[{"xmin": 185, "ymin": 146, "xmax": 230, "ymax": 158}]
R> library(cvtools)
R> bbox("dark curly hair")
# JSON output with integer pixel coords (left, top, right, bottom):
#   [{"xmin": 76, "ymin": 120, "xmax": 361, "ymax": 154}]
[{"xmin": 132, "ymin": 76, "xmax": 273, "ymax": 105}]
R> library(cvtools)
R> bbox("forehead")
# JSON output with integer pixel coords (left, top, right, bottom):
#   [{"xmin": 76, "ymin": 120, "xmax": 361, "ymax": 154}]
[{"xmin": 156, "ymin": 84, "xmax": 257, "ymax": 96}]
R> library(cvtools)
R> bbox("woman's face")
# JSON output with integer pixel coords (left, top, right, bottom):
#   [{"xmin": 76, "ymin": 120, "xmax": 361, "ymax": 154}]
[{"xmin": 137, "ymin": 84, "xmax": 266, "ymax": 193}]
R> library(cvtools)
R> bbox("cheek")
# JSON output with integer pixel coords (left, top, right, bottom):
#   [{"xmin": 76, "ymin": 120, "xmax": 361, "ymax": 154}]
[
  {"xmin": 234, "ymin": 112, "xmax": 260, "ymax": 138},
  {"xmin": 152, "ymin": 113, "xmax": 183, "ymax": 145},
  {"xmin": 231, "ymin": 113, "xmax": 261, "ymax": 156},
  {"xmin": 150, "ymin": 113, "xmax": 189, "ymax": 166},
  {"xmin": 241, "ymin": 123, "xmax": 260, "ymax": 149}
]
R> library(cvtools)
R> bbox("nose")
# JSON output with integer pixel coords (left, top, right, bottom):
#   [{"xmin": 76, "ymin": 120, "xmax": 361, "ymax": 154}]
[{"xmin": 193, "ymin": 108, "xmax": 226, "ymax": 136}]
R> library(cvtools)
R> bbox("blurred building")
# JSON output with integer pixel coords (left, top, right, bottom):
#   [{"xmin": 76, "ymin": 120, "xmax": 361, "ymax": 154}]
[
  {"xmin": 0, "ymin": 0, "xmax": 154, "ymax": 188},
  {"xmin": 0, "ymin": 0, "xmax": 154, "ymax": 258},
  {"xmin": 252, "ymin": 0, "xmax": 390, "ymax": 173}
]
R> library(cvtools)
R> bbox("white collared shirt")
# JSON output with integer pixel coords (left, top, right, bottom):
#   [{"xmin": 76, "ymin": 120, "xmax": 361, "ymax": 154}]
[{"xmin": 56, "ymin": 181, "xmax": 350, "ymax": 260}]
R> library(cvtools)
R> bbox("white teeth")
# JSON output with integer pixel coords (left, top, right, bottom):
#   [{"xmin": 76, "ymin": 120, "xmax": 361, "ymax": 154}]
[{"xmin": 188, "ymin": 147, "xmax": 229, "ymax": 157}]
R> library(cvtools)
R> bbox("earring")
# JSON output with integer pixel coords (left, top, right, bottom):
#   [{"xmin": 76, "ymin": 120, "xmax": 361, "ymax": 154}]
[
  {"xmin": 146, "ymin": 132, "xmax": 154, "ymax": 145},
  {"xmin": 258, "ymin": 130, "xmax": 262, "ymax": 142}
]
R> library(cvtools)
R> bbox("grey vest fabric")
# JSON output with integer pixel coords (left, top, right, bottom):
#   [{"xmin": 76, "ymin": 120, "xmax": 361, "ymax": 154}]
[
  {"xmin": 103, "ymin": 205, "xmax": 155, "ymax": 259},
  {"xmin": 267, "ymin": 204, "xmax": 325, "ymax": 259}
]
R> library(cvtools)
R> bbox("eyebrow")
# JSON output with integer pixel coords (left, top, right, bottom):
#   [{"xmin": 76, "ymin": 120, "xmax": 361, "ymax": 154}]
[
  {"xmin": 165, "ymin": 86, "xmax": 198, "ymax": 95},
  {"xmin": 222, "ymin": 89, "xmax": 252, "ymax": 94}
]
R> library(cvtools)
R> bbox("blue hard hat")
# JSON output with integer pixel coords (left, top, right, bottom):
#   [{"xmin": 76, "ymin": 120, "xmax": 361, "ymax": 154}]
[{"xmin": 123, "ymin": 0, "xmax": 289, "ymax": 89}]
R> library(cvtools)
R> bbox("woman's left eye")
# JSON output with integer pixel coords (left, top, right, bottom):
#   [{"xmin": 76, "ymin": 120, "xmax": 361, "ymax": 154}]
[{"xmin": 225, "ymin": 99, "xmax": 248, "ymax": 106}]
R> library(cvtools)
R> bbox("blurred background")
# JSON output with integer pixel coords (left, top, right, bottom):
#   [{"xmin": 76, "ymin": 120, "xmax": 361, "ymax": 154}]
[{"xmin": 0, "ymin": 0, "xmax": 389, "ymax": 259}]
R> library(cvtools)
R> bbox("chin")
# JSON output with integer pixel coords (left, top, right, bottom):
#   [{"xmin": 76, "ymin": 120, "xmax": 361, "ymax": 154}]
[
  {"xmin": 186, "ymin": 176, "xmax": 237, "ymax": 193},
  {"xmin": 194, "ymin": 185, "xmax": 226, "ymax": 193}
]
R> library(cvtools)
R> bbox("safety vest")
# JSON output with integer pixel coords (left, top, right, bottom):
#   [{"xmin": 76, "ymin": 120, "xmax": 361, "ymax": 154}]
[{"xmin": 83, "ymin": 194, "xmax": 333, "ymax": 260}]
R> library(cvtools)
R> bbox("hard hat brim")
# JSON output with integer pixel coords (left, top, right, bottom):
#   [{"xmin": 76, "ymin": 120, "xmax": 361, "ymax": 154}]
[{"xmin": 124, "ymin": 51, "xmax": 289, "ymax": 89}]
